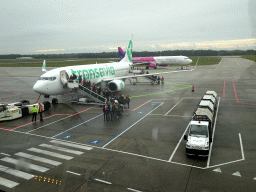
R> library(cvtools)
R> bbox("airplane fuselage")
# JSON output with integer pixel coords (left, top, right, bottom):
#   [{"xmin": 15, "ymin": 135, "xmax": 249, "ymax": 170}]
[
  {"xmin": 132, "ymin": 56, "xmax": 192, "ymax": 68},
  {"xmin": 33, "ymin": 62, "xmax": 130, "ymax": 96}
]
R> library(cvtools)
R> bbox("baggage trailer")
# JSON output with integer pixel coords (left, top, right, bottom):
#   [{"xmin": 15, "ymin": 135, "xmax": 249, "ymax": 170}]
[{"xmin": 184, "ymin": 108, "xmax": 214, "ymax": 157}]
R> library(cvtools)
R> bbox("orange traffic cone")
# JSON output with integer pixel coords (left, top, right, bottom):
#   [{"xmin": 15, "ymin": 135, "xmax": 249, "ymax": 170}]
[{"xmin": 192, "ymin": 85, "xmax": 194, "ymax": 92}]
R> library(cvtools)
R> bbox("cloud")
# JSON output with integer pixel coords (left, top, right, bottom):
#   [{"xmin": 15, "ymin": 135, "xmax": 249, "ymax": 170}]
[{"xmin": 34, "ymin": 48, "xmax": 65, "ymax": 52}]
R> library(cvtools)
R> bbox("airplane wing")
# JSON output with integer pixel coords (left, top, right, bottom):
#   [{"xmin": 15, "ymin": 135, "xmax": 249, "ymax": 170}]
[{"xmin": 102, "ymin": 68, "xmax": 195, "ymax": 82}]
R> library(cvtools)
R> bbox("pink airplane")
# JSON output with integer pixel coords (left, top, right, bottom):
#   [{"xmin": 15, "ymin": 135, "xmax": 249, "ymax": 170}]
[{"xmin": 118, "ymin": 47, "xmax": 192, "ymax": 69}]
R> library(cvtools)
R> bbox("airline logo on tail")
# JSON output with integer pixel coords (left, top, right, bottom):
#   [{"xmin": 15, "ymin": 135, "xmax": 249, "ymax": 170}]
[
  {"xmin": 120, "ymin": 40, "xmax": 133, "ymax": 63},
  {"xmin": 118, "ymin": 47, "xmax": 125, "ymax": 60},
  {"xmin": 42, "ymin": 60, "xmax": 47, "ymax": 72},
  {"xmin": 127, "ymin": 40, "xmax": 133, "ymax": 62}
]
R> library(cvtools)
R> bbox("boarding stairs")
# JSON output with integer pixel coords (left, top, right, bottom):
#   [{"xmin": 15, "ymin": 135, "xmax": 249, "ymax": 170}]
[
  {"xmin": 78, "ymin": 85, "xmax": 106, "ymax": 104},
  {"xmin": 133, "ymin": 75, "xmax": 159, "ymax": 85},
  {"xmin": 67, "ymin": 81, "xmax": 106, "ymax": 105}
]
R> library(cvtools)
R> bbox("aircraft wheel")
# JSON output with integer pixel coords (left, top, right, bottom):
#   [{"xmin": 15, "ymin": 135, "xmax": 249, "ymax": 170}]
[
  {"xmin": 52, "ymin": 98, "xmax": 58, "ymax": 105},
  {"xmin": 146, "ymin": 66, "xmax": 149, "ymax": 69},
  {"xmin": 154, "ymin": 67, "xmax": 157, "ymax": 69},
  {"xmin": 43, "ymin": 101, "xmax": 51, "ymax": 111},
  {"xmin": 21, "ymin": 106, "xmax": 29, "ymax": 117}
]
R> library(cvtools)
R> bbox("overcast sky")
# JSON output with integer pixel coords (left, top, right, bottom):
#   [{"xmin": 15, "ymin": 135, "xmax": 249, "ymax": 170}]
[{"xmin": 0, "ymin": 0, "xmax": 255, "ymax": 54}]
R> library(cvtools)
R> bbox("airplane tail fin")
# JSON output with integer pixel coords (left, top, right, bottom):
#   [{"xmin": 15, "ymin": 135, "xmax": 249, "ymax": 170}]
[
  {"xmin": 118, "ymin": 47, "xmax": 126, "ymax": 60},
  {"xmin": 120, "ymin": 40, "xmax": 133, "ymax": 63},
  {"xmin": 42, "ymin": 60, "xmax": 47, "ymax": 72}
]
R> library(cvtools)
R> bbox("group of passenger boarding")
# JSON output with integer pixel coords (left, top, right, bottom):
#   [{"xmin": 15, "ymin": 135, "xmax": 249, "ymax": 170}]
[
  {"xmin": 145, "ymin": 72, "xmax": 165, "ymax": 84},
  {"xmin": 155, "ymin": 76, "xmax": 165, "ymax": 84},
  {"xmin": 102, "ymin": 94, "xmax": 130, "ymax": 121}
]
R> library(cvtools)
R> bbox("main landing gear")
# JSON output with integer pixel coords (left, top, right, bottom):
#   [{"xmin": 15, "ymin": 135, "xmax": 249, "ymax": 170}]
[{"xmin": 52, "ymin": 98, "xmax": 58, "ymax": 104}]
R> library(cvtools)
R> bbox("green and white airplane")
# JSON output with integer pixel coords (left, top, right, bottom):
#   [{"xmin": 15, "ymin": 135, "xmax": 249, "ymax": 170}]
[{"xmin": 33, "ymin": 40, "xmax": 193, "ymax": 100}]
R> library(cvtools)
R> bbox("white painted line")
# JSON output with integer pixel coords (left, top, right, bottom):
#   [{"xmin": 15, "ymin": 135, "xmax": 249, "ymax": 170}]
[
  {"xmin": 169, "ymin": 160, "xmax": 206, "ymax": 170},
  {"xmin": 132, "ymin": 99, "xmax": 151, "ymax": 111},
  {"xmin": 0, "ymin": 165, "xmax": 34, "ymax": 180},
  {"xmin": 27, "ymin": 148, "xmax": 73, "ymax": 160},
  {"xmin": 39, "ymin": 144, "xmax": 84, "ymax": 155},
  {"xmin": 50, "ymin": 140, "xmax": 93, "ymax": 150},
  {"xmin": 0, "ymin": 153, "xmax": 11, "ymax": 156},
  {"xmin": 66, "ymin": 170, "xmax": 81, "ymax": 176},
  {"xmin": 0, "ymin": 176, "xmax": 19, "ymax": 188},
  {"xmin": 0, "ymin": 157, "xmax": 49, "ymax": 173},
  {"xmin": 232, "ymin": 171, "xmax": 241, "ymax": 177},
  {"xmin": 127, "ymin": 188, "xmax": 143, "ymax": 192},
  {"xmin": 26, "ymin": 108, "xmax": 94, "ymax": 133},
  {"xmin": 5, "ymin": 128, "xmax": 206, "ymax": 169},
  {"xmin": 239, "ymin": 133, "xmax": 245, "ymax": 160},
  {"xmin": 165, "ymin": 98, "xmax": 183, "ymax": 115},
  {"xmin": 207, "ymin": 97, "xmax": 220, "ymax": 168},
  {"xmin": 27, "ymin": 115, "xmax": 74, "ymax": 133},
  {"xmin": 149, "ymin": 114, "xmax": 192, "ymax": 118},
  {"xmin": 94, "ymin": 178, "xmax": 112, "ymax": 185},
  {"xmin": 0, "ymin": 165, "xmax": 8, "ymax": 172},
  {"xmin": 208, "ymin": 159, "xmax": 244, "ymax": 169},
  {"xmin": 102, "ymin": 102, "xmax": 164, "ymax": 148},
  {"xmin": 15, "ymin": 152, "xmax": 62, "ymax": 166},
  {"xmin": 213, "ymin": 168, "xmax": 222, "ymax": 173},
  {"xmin": 51, "ymin": 113, "xmax": 103, "ymax": 138},
  {"xmin": 168, "ymin": 123, "xmax": 190, "ymax": 162}
]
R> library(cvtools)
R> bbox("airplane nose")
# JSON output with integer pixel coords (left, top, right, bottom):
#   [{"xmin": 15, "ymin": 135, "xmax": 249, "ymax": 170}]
[
  {"xmin": 188, "ymin": 59, "xmax": 192, "ymax": 64},
  {"xmin": 33, "ymin": 81, "xmax": 43, "ymax": 94}
]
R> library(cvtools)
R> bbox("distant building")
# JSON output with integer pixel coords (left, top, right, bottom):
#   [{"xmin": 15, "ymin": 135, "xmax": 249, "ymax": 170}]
[{"xmin": 16, "ymin": 57, "xmax": 34, "ymax": 59}]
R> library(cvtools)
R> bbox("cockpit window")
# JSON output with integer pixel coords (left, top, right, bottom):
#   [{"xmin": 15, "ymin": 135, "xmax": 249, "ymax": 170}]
[{"xmin": 38, "ymin": 77, "xmax": 56, "ymax": 81}]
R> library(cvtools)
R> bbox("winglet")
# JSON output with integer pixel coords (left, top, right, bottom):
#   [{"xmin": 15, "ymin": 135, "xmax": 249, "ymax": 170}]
[
  {"xmin": 42, "ymin": 60, "xmax": 47, "ymax": 72},
  {"xmin": 120, "ymin": 40, "xmax": 133, "ymax": 63}
]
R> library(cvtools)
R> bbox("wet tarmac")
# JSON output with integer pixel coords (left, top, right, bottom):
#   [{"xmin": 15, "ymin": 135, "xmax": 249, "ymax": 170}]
[{"xmin": 0, "ymin": 56, "xmax": 256, "ymax": 191}]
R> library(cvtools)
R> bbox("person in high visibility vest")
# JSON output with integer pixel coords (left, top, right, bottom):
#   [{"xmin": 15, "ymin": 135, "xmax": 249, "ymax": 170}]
[
  {"xmin": 31, "ymin": 105, "xmax": 38, "ymax": 122},
  {"xmin": 39, "ymin": 103, "xmax": 43, "ymax": 122}
]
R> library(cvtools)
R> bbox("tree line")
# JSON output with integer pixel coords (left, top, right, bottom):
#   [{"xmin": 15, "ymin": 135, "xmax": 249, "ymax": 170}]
[{"xmin": 0, "ymin": 49, "xmax": 255, "ymax": 59}]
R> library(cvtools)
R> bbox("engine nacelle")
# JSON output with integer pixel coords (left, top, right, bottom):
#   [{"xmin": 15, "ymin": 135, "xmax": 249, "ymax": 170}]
[
  {"xmin": 108, "ymin": 80, "xmax": 125, "ymax": 92},
  {"xmin": 148, "ymin": 62, "xmax": 156, "ymax": 68}
]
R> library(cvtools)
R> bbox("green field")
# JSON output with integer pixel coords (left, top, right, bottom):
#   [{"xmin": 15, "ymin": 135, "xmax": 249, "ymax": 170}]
[
  {"xmin": 0, "ymin": 58, "xmax": 116, "ymax": 67},
  {"xmin": 241, "ymin": 55, "xmax": 256, "ymax": 62},
  {"xmin": 189, "ymin": 56, "xmax": 222, "ymax": 66},
  {"xmin": 0, "ymin": 56, "xmax": 222, "ymax": 67}
]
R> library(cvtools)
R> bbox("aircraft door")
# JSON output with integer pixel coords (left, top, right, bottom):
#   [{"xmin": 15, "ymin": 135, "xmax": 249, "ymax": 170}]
[{"xmin": 60, "ymin": 70, "xmax": 69, "ymax": 85}]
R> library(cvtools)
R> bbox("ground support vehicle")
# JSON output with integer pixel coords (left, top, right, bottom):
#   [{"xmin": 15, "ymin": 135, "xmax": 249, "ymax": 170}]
[
  {"xmin": 184, "ymin": 108, "xmax": 214, "ymax": 157},
  {"xmin": 0, "ymin": 104, "xmax": 22, "ymax": 121},
  {"xmin": 184, "ymin": 91, "xmax": 218, "ymax": 157},
  {"xmin": 205, "ymin": 90, "xmax": 217, "ymax": 99},
  {"xmin": 9, "ymin": 100, "xmax": 51, "ymax": 117}
]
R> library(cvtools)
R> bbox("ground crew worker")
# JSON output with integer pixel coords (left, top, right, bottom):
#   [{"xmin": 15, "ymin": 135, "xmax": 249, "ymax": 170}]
[
  {"xmin": 39, "ymin": 103, "xmax": 43, "ymax": 122},
  {"xmin": 161, "ymin": 76, "xmax": 164, "ymax": 85},
  {"xmin": 31, "ymin": 105, "xmax": 38, "ymax": 122},
  {"xmin": 157, "ymin": 76, "xmax": 160, "ymax": 84},
  {"xmin": 125, "ymin": 95, "xmax": 130, "ymax": 109},
  {"xmin": 103, "ymin": 104, "xmax": 107, "ymax": 121},
  {"xmin": 109, "ymin": 104, "xmax": 113, "ymax": 121}
]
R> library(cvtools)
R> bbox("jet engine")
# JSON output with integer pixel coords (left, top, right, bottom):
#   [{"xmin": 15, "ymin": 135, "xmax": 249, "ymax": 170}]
[
  {"xmin": 108, "ymin": 80, "xmax": 125, "ymax": 92},
  {"xmin": 148, "ymin": 62, "xmax": 156, "ymax": 68}
]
